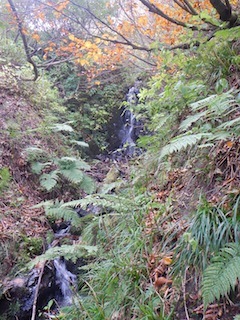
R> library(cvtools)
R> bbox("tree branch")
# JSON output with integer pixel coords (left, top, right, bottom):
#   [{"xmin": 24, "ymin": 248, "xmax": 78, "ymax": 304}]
[
  {"xmin": 7, "ymin": 0, "xmax": 39, "ymax": 81},
  {"xmin": 209, "ymin": 0, "xmax": 238, "ymax": 25},
  {"xmin": 138, "ymin": 0, "xmax": 207, "ymax": 30}
]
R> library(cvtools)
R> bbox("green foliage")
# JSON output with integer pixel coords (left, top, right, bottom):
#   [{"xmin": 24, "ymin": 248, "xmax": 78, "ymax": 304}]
[
  {"xmin": 202, "ymin": 243, "xmax": 240, "ymax": 309},
  {"xmin": 69, "ymin": 193, "xmax": 165, "ymax": 319},
  {"xmin": 159, "ymin": 133, "xmax": 210, "ymax": 160},
  {"xmin": 40, "ymin": 171, "xmax": 59, "ymax": 191},
  {"xmin": 62, "ymin": 193, "xmax": 136, "ymax": 213},
  {"xmin": 158, "ymin": 88, "xmax": 239, "ymax": 160},
  {"xmin": 0, "ymin": 167, "xmax": 11, "ymax": 194},
  {"xmin": 172, "ymin": 198, "xmax": 240, "ymax": 277},
  {"xmin": 20, "ymin": 236, "xmax": 44, "ymax": 258},
  {"xmin": 50, "ymin": 122, "xmax": 74, "ymax": 132},
  {"xmin": 137, "ymin": 27, "xmax": 240, "ymax": 163},
  {"xmin": 0, "ymin": 36, "xmax": 26, "ymax": 65},
  {"xmin": 35, "ymin": 199, "xmax": 82, "ymax": 227},
  {"xmin": 29, "ymin": 243, "xmax": 98, "ymax": 267},
  {"xmin": 27, "ymin": 152, "xmax": 95, "ymax": 194}
]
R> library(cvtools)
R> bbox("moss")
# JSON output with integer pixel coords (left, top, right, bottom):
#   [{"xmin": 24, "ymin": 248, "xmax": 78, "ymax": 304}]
[
  {"xmin": 20, "ymin": 236, "xmax": 44, "ymax": 258},
  {"xmin": 0, "ymin": 167, "xmax": 11, "ymax": 195}
]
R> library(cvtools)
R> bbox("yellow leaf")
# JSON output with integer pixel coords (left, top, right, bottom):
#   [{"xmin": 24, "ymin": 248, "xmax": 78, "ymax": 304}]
[
  {"xmin": 69, "ymin": 33, "xmax": 75, "ymax": 41},
  {"xmin": 162, "ymin": 257, "xmax": 172, "ymax": 265}
]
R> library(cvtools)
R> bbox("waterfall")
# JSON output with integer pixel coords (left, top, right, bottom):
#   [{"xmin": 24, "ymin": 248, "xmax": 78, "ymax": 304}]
[
  {"xmin": 20, "ymin": 223, "xmax": 77, "ymax": 318},
  {"xmin": 52, "ymin": 224, "xmax": 77, "ymax": 306},
  {"xmin": 54, "ymin": 258, "xmax": 77, "ymax": 306},
  {"xmin": 112, "ymin": 81, "xmax": 142, "ymax": 158}
]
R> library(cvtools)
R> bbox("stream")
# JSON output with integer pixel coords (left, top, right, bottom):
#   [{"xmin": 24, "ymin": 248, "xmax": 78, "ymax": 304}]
[
  {"xmin": 0, "ymin": 81, "xmax": 144, "ymax": 319},
  {"xmin": 109, "ymin": 80, "xmax": 143, "ymax": 159}
]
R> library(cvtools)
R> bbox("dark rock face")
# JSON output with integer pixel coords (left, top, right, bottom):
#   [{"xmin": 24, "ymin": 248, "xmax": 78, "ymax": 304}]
[{"xmin": 0, "ymin": 264, "xmax": 57, "ymax": 320}]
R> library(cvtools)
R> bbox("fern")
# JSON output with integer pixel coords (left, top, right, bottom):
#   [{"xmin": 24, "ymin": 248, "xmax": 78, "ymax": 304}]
[
  {"xmin": 159, "ymin": 88, "xmax": 239, "ymax": 160},
  {"xmin": 29, "ymin": 155, "xmax": 95, "ymax": 193},
  {"xmin": 50, "ymin": 122, "xmax": 74, "ymax": 132},
  {"xmin": 202, "ymin": 243, "xmax": 240, "ymax": 309},
  {"xmin": 60, "ymin": 166, "xmax": 84, "ymax": 184},
  {"xmin": 159, "ymin": 133, "xmax": 210, "ymax": 160},
  {"xmin": 31, "ymin": 161, "xmax": 51, "ymax": 174},
  {"xmin": 62, "ymin": 194, "xmax": 136, "ymax": 213},
  {"xmin": 40, "ymin": 171, "xmax": 58, "ymax": 191},
  {"xmin": 56, "ymin": 157, "xmax": 90, "ymax": 171},
  {"xmin": 29, "ymin": 243, "xmax": 98, "ymax": 267},
  {"xmin": 70, "ymin": 140, "xmax": 89, "ymax": 148},
  {"xmin": 40, "ymin": 199, "xmax": 82, "ymax": 226},
  {"xmin": 80, "ymin": 174, "xmax": 96, "ymax": 194},
  {"xmin": 179, "ymin": 110, "xmax": 208, "ymax": 131}
]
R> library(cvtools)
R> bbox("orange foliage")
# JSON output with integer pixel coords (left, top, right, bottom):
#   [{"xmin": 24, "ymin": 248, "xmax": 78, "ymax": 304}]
[{"xmin": 18, "ymin": 0, "xmax": 234, "ymax": 78}]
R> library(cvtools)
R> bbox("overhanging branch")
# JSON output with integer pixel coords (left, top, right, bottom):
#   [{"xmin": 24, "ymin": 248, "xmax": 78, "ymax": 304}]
[
  {"xmin": 209, "ymin": 0, "xmax": 238, "ymax": 26},
  {"xmin": 7, "ymin": 0, "xmax": 39, "ymax": 81}
]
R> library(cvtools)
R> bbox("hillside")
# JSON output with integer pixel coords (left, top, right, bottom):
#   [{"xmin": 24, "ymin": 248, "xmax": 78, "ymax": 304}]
[{"xmin": 0, "ymin": 2, "xmax": 240, "ymax": 319}]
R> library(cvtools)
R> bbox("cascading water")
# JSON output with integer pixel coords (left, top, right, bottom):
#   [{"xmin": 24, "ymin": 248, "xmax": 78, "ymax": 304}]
[
  {"xmin": 53, "ymin": 225, "xmax": 77, "ymax": 306},
  {"xmin": 54, "ymin": 258, "xmax": 77, "ymax": 306},
  {"xmin": 111, "ymin": 81, "xmax": 142, "ymax": 158},
  {"xmin": 18, "ymin": 224, "xmax": 77, "ymax": 319}
]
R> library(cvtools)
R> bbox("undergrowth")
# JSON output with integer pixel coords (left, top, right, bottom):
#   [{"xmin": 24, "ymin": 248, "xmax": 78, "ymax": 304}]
[{"xmin": 2, "ymin": 21, "xmax": 239, "ymax": 320}]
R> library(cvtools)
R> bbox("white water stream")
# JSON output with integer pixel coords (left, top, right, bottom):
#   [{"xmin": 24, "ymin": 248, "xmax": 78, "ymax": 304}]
[{"xmin": 54, "ymin": 258, "xmax": 77, "ymax": 306}]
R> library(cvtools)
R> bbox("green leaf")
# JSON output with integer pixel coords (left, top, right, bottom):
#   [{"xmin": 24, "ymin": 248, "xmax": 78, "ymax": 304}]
[
  {"xmin": 80, "ymin": 174, "xmax": 96, "ymax": 194},
  {"xmin": 215, "ymin": 27, "xmax": 240, "ymax": 41},
  {"xmin": 57, "ymin": 157, "xmax": 90, "ymax": 171},
  {"xmin": 61, "ymin": 167, "xmax": 84, "ymax": 184},
  {"xmin": 70, "ymin": 140, "xmax": 89, "ymax": 148},
  {"xmin": 40, "ymin": 171, "xmax": 58, "ymax": 191},
  {"xmin": 31, "ymin": 161, "xmax": 51, "ymax": 174},
  {"xmin": 202, "ymin": 243, "xmax": 240, "ymax": 309},
  {"xmin": 159, "ymin": 133, "xmax": 210, "ymax": 160},
  {"xmin": 179, "ymin": 110, "xmax": 208, "ymax": 131},
  {"xmin": 50, "ymin": 123, "xmax": 74, "ymax": 132},
  {"xmin": 215, "ymin": 78, "xmax": 229, "ymax": 94},
  {"xmin": 28, "ymin": 243, "xmax": 98, "ymax": 267}
]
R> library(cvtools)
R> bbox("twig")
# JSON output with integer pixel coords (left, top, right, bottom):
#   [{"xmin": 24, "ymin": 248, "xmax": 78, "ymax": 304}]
[
  {"xmin": 183, "ymin": 267, "xmax": 190, "ymax": 320},
  {"xmin": 31, "ymin": 262, "xmax": 46, "ymax": 320},
  {"xmin": 7, "ymin": 0, "xmax": 39, "ymax": 81}
]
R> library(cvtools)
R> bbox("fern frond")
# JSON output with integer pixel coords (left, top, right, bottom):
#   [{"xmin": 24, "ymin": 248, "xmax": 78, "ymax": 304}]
[
  {"xmin": 31, "ymin": 161, "xmax": 51, "ymax": 174},
  {"xmin": 159, "ymin": 133, "xmax": 210, "ymax": 160},
  {"xmin": 179, "ymin": 110, "xmax": 208, "ymax": 132},
  {"xmin": 80, "ymin": 174, "xmax": 96, "ymax": 194},
  {"xmin": 40, "ymin": 171, "xmax": 58, "ymax": 191},
  {"xmin": 62, "ymin": 194, "xmax": 135, "ymax": 213},
  {"xmin": 189, "ymin": 90, "xmax": 235, "ymax": 113},
  {"xmin": 218, "ymin": 117, "xmax": 240, "ymax": 130},
  {"xmin": 24, "ymin": 146, "xmax": 46, "ymax": 155},
  {"xmin": 202, "ymin": 243, "xmax": 240, "ymax": 309},
  {"xmin": 60, "ymin": 167, "xmax": 84, "ymax": 184},
  {"xmin": 207, "ymin": 131, "xmax": 231, "ymax": 141},
  {"xmin": 50, "ymin": 122, "xmax": 74, "ymax": 132},
  {"xmin": 189, "ymin": 94, "xmax": 218, "ymax": 111},
  {"xmin": 70, "ymin": 140, "xmax": 89, "ymax": 148},
  {"xmin": 57, "ymin": 156, "xmax": 90, "ymax": 171},
  {"xmin": 43, "ymin": 199, "xmax": 81, "ymax": 226},
  {"xmin": 29, "ymin": 243, "xmax": 98, "ymax": 267}
]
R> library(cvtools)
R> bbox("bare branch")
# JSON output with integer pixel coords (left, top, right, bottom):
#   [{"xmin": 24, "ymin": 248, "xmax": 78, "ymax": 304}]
[
  {"xmin": 182, "ymin": 0, "xmax": 198, "ymax": 15},
  {"xmin": 138, "ymin": 0, "xmax": 201, "ymax": 30},
  {"xmin": 173, "ymin": 0, "xmax": 193, "ymax": 15},
  {"xmin": 7, "ymin": 0, "xmax": 39, "ymax": 81},
  {"xmin": 209, "ymin": 0, "xmax": 238, "ymax": 25}
]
